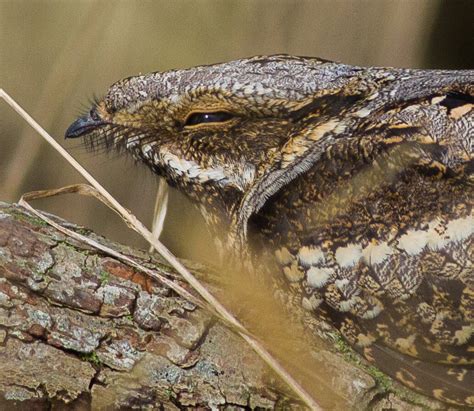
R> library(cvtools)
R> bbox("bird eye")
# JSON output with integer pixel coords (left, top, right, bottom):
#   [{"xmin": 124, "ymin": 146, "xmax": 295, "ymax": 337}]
[
  {"xmin": 184, "ymin": 111, "xmax": 234, "ymax": 127},
  {"xmin": 89, "ymin": 107, "xmax": 102, "ymax": 122}
]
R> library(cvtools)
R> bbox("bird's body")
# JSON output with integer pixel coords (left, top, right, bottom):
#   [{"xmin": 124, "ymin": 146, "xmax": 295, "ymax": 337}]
[{"xmin": 66, "ymin": 55, "xmax": 474, "ymax": 406}]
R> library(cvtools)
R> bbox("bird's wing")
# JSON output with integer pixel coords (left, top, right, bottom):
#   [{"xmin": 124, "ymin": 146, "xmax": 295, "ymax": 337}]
[{"xmin": 254, "ymin": 79, "xmax": 474, "ymax": 405}]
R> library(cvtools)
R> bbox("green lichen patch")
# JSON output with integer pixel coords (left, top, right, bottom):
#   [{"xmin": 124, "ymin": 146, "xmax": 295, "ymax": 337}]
[
  {"xmin": 331, "ymin": 333, "xmax": 393, "ymax": 393},
  {"xmin": 8, "ymin": 208, "xmax": 49, "ymax": 227},
  {"xmin": 366, "ymin": 365, "xmax": 393, "ymax": 392},
  {"xmin": 81, "ymin": 351, "xmax": 101, "ymax": 366},
  {"xmin": 99, "ymin": 270, "xmax": 110, "ymax": 285}
]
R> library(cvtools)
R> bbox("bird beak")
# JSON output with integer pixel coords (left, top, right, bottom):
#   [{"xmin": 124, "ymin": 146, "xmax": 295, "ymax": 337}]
[{"xmin": 65, "ymin": 112, "xmax": 106, "ymax": 139}]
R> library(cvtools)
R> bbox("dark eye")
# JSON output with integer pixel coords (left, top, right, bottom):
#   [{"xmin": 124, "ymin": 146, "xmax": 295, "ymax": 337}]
[
  {"xmin": 90, "ymin": 107, "xmax": 102, "ymax": 122},
  {"xmin": 184, "ymin": 111, "xmax": 234, "ymax": 127}
]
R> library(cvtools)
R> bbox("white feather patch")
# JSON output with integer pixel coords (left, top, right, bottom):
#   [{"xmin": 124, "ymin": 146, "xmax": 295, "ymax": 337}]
[
  {"xmin": 162, "ymin": 152, "xmax": 227, "ymax": 183},
  {"xmin": 445, "ymin": 215, "xmax": 473, "ymax": 242},
  {"xmin": 335, "ymin": 244, "xmax": 363, "ymax": 267},
  {"xmin": 302, "ymin": 295, "xmax": 323, "ymax": 311},
  {"xmin": 306, "ymin": 266, "xmax": 333, "ymax": 288},
  {"xmin": 353, "ymin": 107, "xmax": 372, "ymax": 118},
  {"xmin": 297, "ymin": 246, "xmax": 324, "ymax": 266},
  {"xmin": 362, "ymin": 241, "xmax": 394, "ymax": 265},
  {"xmin": 397, "ymin": 229, "xmax": 429, "ymax": 255}
]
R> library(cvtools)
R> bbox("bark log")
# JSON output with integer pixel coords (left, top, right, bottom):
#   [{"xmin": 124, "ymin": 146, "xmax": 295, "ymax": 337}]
[{"xmin": 0, "ymin": 202, "xmax": 455, "ymax": 410}]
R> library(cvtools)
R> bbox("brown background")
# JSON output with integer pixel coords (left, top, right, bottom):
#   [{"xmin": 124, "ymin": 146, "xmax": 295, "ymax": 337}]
[{"xmin": 1, "ymin": 0, "xmax": 472, "ymax": 260}]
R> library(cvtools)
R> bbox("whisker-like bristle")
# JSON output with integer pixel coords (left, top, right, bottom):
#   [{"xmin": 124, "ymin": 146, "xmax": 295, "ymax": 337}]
[{"xmin": 80, "ymin": 124, "xmax": 153, "ymax": 163}]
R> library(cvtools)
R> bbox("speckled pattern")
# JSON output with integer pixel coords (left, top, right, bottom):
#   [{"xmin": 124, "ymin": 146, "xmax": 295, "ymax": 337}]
[{"xmin": 68, "ymin": 55, "xmax": 473, "ymax": 406}]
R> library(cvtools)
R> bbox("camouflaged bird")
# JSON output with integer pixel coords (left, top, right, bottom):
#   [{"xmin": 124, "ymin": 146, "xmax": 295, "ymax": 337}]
[{"xmin": 66, "ymin": 55, "xmax": 474, "ymax": 406}]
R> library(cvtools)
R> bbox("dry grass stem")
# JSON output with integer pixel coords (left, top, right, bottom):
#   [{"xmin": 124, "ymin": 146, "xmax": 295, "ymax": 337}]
[
  {"xmin": 149, "ymin": 178, "xmax": 169, "ymax": 252},
  {"xmin": 1, "ymin": 89, "xmax": 322, "ymax": 410}
]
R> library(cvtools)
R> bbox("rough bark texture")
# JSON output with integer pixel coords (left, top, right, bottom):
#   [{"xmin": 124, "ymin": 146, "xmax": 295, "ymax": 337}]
[{"xmin": 0, "ymin": 202, "xmax": 458, "ymax": 410}]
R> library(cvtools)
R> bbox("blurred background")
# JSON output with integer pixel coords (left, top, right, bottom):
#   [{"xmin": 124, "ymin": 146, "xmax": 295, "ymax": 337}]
[{"xmin": 1, "ymin": 0, "xmax": 473, "ymax": 260}]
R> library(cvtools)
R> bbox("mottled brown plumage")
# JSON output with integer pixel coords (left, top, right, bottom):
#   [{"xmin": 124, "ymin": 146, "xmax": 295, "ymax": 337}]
[{"xmin": 66, "ymin": 55, "xmax": 474, "ymax": 406}]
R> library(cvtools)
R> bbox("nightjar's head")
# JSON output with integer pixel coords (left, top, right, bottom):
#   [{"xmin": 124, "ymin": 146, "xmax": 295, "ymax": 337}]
[{"xmin": 66, "ymin": 55, "xmax": 361, "ymax": 214}]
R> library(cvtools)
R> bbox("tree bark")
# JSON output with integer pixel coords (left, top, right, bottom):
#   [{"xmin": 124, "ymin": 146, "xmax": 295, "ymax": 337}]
[{"xmin": 0, "ymin": 202, "xmax": 456, "ymax": 410}]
